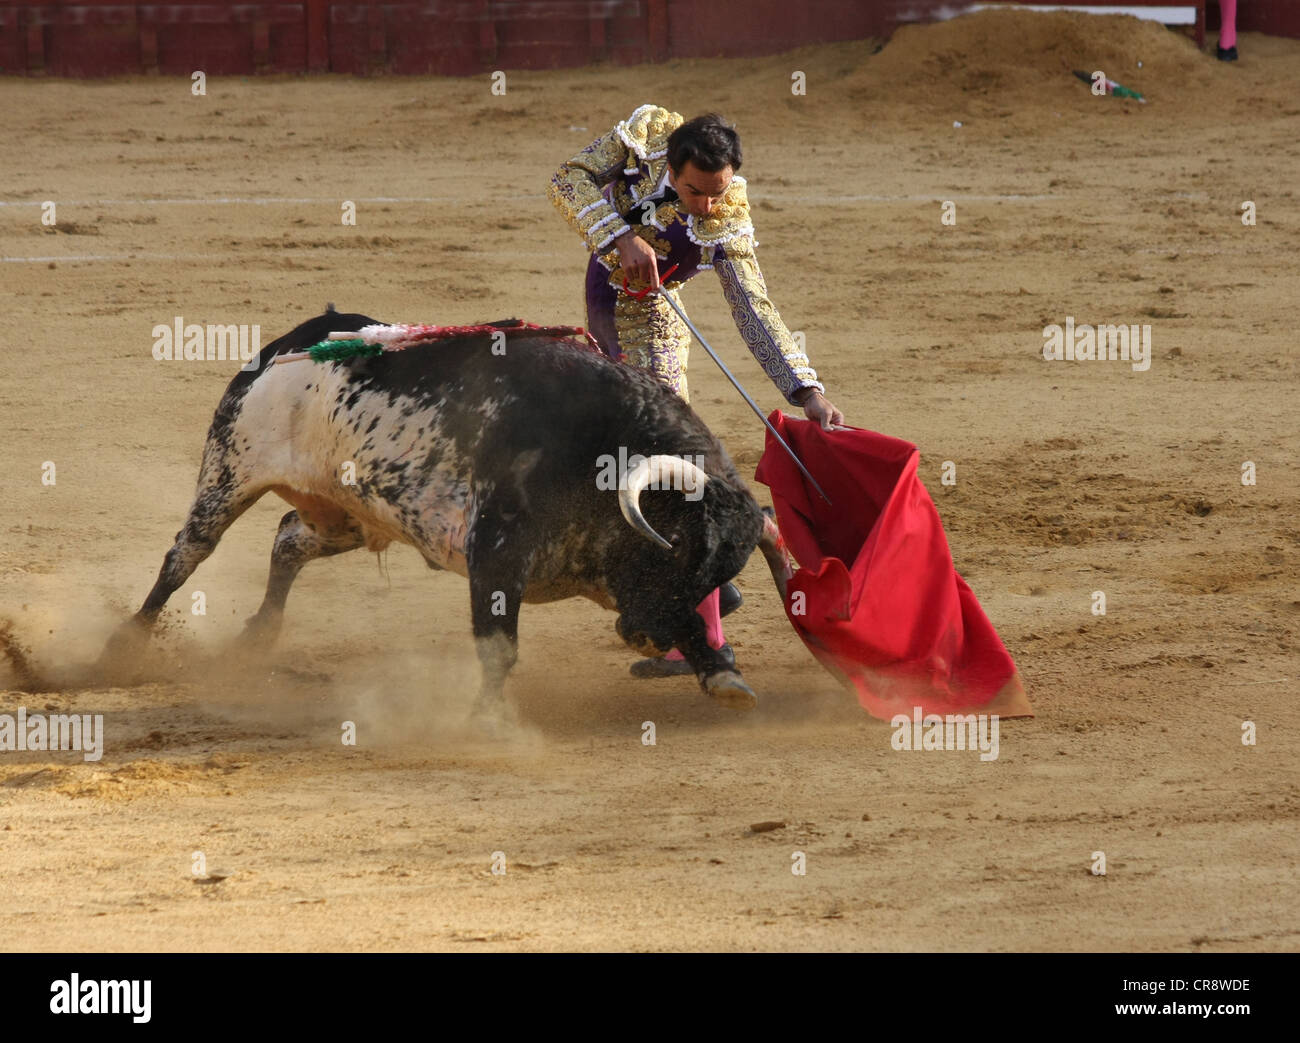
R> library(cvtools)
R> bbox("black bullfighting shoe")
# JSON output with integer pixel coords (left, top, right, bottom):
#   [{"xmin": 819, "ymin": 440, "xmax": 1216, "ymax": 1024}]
[
  {"xmin": 630, "ymin": 643, "xmax": 736, "ymax": 678},
  {"xmin": 719, "ymin": 581, "xmax": 743, "ymax": 618},
  {"xmin": 1216, "ymin": 44, "xmax": 1237, "ymax": 61}
]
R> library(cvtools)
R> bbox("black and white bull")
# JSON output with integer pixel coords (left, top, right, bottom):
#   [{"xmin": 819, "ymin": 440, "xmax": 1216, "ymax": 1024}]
[{"xmin": 108, "ymin": 307, "xmax": 794, "ymax": 718}]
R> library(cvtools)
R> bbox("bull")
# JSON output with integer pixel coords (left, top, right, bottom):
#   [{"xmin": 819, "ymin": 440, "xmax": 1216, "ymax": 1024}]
[{"xmin": 106, "ymin": 307, "xmax": 794, "ymax": 721}]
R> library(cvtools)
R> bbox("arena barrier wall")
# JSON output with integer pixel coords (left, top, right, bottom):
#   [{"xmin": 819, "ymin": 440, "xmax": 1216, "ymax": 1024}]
[{"xmin": 0, "ymin": 1, "xmax": 1291, "ymax": 77}]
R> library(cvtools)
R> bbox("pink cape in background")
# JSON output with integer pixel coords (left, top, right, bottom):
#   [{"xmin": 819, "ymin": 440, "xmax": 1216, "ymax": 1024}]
[{"xmin": 754, "ymin": 412, "xmax": 1032, "ymax": 720}]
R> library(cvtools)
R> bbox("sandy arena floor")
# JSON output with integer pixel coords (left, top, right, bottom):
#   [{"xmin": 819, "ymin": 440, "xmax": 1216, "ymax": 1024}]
[{"xmin": 1, "ymin": 10, "xmax": 1297, "ymax": 951}]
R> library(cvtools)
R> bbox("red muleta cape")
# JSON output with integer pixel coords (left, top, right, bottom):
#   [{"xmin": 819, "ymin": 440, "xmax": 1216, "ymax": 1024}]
[{"xmin": 754, "ymin": 412, "xmax": 1032, "ymax": 720}]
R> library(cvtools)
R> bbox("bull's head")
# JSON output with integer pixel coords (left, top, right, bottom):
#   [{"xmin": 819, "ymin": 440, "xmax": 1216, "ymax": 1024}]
[
  {"xmin": 617, "ymin": 456, "xmax": 794, "ymax": 615},
  {"xmin": 613, "ymin": 454, "xmax": 763, "ymax": 636},
  {"xmin": 611, "ymin": 455, "xmax": 788, "ymax": 709}
]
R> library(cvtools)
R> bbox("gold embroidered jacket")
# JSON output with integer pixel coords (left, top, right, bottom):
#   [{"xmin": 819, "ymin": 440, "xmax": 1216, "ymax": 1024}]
[{"xmin": 549, "ymin": 103, "xmax": 825, "ymax": 404}]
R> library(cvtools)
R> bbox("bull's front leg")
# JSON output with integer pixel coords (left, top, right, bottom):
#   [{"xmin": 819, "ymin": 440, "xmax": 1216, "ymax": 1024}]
[
  {"xmin": 464, "ymin": 508, "xmax": 534, "ymax": 728},
  {"xmin": 614, "ymin": 585, "xmax": 758, "ymax": 710},
  {"xmin": 671, "ymin": 603, "xmax": 759, "ymax": 711}
]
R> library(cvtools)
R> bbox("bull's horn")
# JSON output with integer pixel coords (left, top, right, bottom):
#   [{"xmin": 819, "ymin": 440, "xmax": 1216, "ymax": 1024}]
[{"xmin": 618, "ymin": 454, "xmax": 712, "ymax": 549}]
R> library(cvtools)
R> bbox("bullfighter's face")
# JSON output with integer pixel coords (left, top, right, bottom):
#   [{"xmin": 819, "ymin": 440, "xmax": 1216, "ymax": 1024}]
[{"xmin": 669, "ymin": 161, "xmax": 733, "ymax": 218}]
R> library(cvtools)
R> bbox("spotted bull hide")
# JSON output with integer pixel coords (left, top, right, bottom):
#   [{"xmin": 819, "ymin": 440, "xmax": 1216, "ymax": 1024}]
[{"xmin": 106, "ymin": 306, "xmax": 787, "ymax": 718}]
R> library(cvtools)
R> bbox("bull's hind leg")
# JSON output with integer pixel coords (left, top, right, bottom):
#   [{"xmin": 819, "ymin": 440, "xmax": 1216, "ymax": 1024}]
[
  {"xmin": 241, "ymin": 509, "xmax": 366, "ymax": 646},
  {"xmin": 137, "ymin": 495, "xmax": 260, "ymax": 623},
  {"xmin": 99, "ymin": 474, "xmax": 267, "ymax": 667}
]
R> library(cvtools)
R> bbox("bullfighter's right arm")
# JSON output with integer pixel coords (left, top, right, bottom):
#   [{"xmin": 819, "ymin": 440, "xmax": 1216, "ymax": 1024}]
[{"xmin": 548, "ymin": 126, "xmax": 634, "ymax": 255}]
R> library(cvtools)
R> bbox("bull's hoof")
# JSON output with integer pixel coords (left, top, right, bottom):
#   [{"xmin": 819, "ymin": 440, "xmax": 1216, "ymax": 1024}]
[
  {"xmin": 705, "ymin": 670, "xmax": 758, "ymax": 710},
  {"xmin": 630, "ymin": 643, "xmax": 736, "ymax": 679},
  {"xmin": 630, "ymin": 656, "xmax": 694, "ymax": 678},
  {"xmin": 239, "ymin": 610, "xmax": 282, "ymax": 648},
  {"xmin": 469, "ymin": 690, "xmax": 518, "ymax": 737},
  {"xmin": 95, "ymin": 617, "xmax": 151, "ymax": 674},
  {"xmin": 469, "ymin": 711, "xmax": 512, "ymax": 739}
]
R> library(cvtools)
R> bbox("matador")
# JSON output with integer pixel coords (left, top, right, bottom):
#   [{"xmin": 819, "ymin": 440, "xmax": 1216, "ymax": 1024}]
[{"xmin": 549, "ymin": 104, "xmax": 846, "ymax": 677}]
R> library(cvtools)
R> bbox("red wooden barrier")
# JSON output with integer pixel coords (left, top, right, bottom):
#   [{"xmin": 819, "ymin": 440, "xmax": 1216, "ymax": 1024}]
[{"xmin": 0, "ymin": 0, "xmax": 1292, "ymax": 78}]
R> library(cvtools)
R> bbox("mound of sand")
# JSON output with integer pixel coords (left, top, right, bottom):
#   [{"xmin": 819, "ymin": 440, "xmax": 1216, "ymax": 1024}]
[{"xmin": 844, "ymin": 8, "xmax": 1238, "ymax": 123}]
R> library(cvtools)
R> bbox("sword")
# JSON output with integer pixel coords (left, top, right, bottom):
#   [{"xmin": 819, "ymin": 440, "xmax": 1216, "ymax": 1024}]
[{"xmin": 625, "ymin": 264, "xmax": 832, "ymax": 504}]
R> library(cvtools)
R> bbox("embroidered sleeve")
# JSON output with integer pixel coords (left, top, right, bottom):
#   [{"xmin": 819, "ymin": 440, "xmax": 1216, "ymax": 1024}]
[
  {"xmin": 548, "ymin": 125, "xmax": 633, "ymax": 254},
  {"xmin": 714, "ymin": 234, "xmax": 824, "ymax": 405}
]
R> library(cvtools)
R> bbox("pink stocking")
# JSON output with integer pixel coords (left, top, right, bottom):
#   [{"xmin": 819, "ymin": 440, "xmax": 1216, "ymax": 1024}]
[
  {"xmin": 664, "ymin": 588, "xmax": 726, "ymax": 660},
  {"xmin": 698, "ymin": 588, "xmax": 725, "ymax": 649},
  {"xmin": 1220, "ymin": 0, "xmax": 1237, "ymax": 49}
]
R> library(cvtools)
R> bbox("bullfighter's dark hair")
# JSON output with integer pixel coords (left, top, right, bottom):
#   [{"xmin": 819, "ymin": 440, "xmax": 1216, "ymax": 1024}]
[{"xmin": 667, "ymin": 114, "xmax": 742, "ymax": 174}]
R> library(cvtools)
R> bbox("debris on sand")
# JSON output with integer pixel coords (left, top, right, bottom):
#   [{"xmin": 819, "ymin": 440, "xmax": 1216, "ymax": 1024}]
[{"xmin": 0, "ymin": 619, "xmax": 50, "ymax": 691}]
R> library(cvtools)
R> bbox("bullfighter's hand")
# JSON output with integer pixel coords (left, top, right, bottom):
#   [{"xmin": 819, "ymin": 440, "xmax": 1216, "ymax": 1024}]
[
  {"xmin": 616, "ymin": 231, "xmax": 660, "ymax": 290},
  {"xmin": 798, "ymin": 390, "xmax": 845, "ymax": 431}
]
